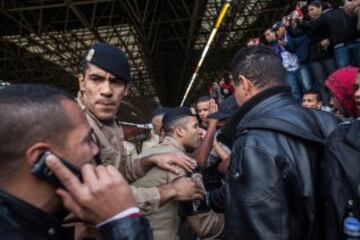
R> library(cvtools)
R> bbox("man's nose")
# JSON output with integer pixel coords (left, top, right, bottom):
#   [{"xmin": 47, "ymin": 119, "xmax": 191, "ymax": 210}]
[{"xmin": 100, "ymin": 80, "xmax": 112, "ymax": 97}]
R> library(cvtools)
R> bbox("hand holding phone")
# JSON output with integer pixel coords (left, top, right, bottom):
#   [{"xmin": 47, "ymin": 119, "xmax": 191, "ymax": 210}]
[
  {"xmin": 31, "ymin": 151, "xmax": 82, "ymax": 189},
  {"xmin": 44, "ymin": 156, "xmax": 135, "ymax": 224}
]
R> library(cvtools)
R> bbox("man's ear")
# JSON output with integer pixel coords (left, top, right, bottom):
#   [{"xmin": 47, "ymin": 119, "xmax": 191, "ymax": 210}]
[
  {"xmin": 78, "ymin": 73, "xmax": 85, "ymax": 92},
  {"xmin": 175, "ymin": 126, "xmax": 184, "ymax": 138},
  {"xmin": 25, "ymin": 143, "xmax": 50, "ymax": 168},
  {"xmin": 238, "ymin": 75, "xmax": 252, "ymax": 93}
]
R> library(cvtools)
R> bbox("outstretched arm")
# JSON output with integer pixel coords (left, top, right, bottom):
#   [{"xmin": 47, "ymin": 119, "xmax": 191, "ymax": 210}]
[{"xmin": 190, "ymin": 119, "xmax": 218, "ymax": 167}]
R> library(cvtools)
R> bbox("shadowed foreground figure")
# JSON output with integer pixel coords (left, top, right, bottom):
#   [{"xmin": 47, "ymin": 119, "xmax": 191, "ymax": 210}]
[{"xmin": 0, "ymin": 84, "xmax": 152, "ymax": 240}]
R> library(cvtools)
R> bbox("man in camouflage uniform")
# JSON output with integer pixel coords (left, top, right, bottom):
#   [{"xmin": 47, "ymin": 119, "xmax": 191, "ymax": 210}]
[{"xmin": 77, "ymin": 42, "xmax": 203, "ymax": 213}]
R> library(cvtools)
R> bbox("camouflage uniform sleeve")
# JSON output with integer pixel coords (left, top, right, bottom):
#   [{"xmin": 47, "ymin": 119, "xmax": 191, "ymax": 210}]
[
  {"xmin": 118, "ymin": 127, "xmax": 145, "ymax": 182},
  {"xmin": 131, "ymin": 165, "xmax": 184, "ymax": 215},
  {"xmin": 186, "ymin": 212, "xmax": 225, "ymax": 239},
  {"xmin": 122, "ymin": 144, "xmax": 177, "ymax": 183},
  {"xmin": 119, "ymin": 154, "xmax": 146, "ymax": 183},
  {"xmin": 131, "ymin": 186, "xmax": 161, "ymax": 215}
]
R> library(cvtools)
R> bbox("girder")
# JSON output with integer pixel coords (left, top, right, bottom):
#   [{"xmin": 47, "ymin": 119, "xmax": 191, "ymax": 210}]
[{"xmin": 0, "ymin": 0, "xmax": 343, "ymax": 122}]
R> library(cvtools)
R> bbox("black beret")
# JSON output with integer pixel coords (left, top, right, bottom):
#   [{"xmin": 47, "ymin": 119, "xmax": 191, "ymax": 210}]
[
  {"xmin": 83, "ymin": 42, "xmax": 131, "ymax": 83},
  {"xmin": 162, "ymin": 107, "xmax": 197, "ymax": 128}
]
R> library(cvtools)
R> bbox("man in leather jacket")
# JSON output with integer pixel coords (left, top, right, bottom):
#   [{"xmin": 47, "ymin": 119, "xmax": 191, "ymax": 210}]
[
  {"xmin": 0, "ymin": 84, "xmax": 152, "ymax": 239},
  {"xmin": 220, "ymin": 45, "xmax": 337, "ymax": 239}
]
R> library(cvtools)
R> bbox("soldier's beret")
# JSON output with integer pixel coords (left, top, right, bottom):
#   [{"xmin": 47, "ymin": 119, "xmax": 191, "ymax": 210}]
[
  {"xmin": 82, "ymin": 42, "xmax": 131, "ymax": 83},
  {"xmin": 162, "ymin": 107, "xmax": 196, "ymax": 128}
]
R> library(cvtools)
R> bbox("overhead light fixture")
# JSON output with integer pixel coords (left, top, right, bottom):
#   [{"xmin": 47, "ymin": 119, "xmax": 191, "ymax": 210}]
[{"xmin": 180, "ymin": 0, "xmax": 231, "ymax": 106}]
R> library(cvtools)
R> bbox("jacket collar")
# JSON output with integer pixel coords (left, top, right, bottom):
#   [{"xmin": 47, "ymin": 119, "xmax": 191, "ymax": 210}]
[
  {"xmin": 218, "ymin": 86, "xmax": 298, "ymax": 147},
  {"xmin": 0, "ymin": 190, "xmax": 63, "ymax": 235},
  {"xmin": 150, "ymin": 131, "xmax": 160, "ymax": 142},
  {"xmin": 235, "ymin": 85, "xmax": 291, "ymax": 124}
]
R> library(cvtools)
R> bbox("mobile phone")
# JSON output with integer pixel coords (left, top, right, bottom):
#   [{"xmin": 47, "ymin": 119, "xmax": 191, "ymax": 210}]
[{"xmin": 31, "ymin": 150, "xmax": 82, "ymax": 189}]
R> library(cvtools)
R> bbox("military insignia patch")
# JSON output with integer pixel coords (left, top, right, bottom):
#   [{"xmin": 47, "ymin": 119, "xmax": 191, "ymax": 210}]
[{"xmin": 86, "ymin": 49, "xmax": 95, "ymax": 62}]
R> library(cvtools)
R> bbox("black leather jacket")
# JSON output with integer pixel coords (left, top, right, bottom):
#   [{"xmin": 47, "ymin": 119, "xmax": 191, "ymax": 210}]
[
  {"xmin": 0, "ymin": 190, "xmax": 152, "ymax": 240},
  {"xmin": 220, "ymin": 86, "xmax": 336, "ymax": 240},
  {"xmin": 300, "ymin": 8, "xmax": 357, "ymax": 46}
]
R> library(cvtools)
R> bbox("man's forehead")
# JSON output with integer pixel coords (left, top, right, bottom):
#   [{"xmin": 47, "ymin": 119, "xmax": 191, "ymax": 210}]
[
  {"xmin": 304, "ymin": 93, "xmax": 317, "ymax": 99},
  {"xmin": 85, "ymin": 63, "xmax": 116, "ymax": 78},
  {"xmin": 196, "ymin": 101, "xmax": 210, "ymax": 107}
]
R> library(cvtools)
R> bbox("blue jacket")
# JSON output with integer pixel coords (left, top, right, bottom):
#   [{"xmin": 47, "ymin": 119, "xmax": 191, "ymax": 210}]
[{"xmin": 284, "ymin": 33, "xmax": 310, "ymax": 64}]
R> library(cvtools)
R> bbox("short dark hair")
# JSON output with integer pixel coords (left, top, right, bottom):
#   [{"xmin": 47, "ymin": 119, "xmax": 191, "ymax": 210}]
[
  {"xmin": 303, "ymin": 89, "xmax": 322, "ymax": 102},
  {"xmin": 196, "ymin": 95, "xmax": 212, "ymax": 104},
  {"xmin": 0, "ymin": 84, "xmax": 75, "ymax": 180},
  {"xmin": 163, "ymin": 117, "xmax": 188, "ymax": 137},
  {"xmin": 231, "ymin": 45, "xmax": 286, "ymax": 88},
  {"xmin": 308, "ymin": 0, "xmax": 322, "ymax": 9},
  {"xmin": 264, "ymin": 28, "xmax": 275, "ymax": 34}
]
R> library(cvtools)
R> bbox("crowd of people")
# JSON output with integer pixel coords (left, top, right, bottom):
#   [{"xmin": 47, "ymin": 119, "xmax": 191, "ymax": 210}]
[
  {"xmin": 208, "ymin": 75, "xmax": 235, "ymax": 105},
  {"xmin": 0, "ymin": 1, "xmax": 360, "ymax": 240},
  {"xmin": 255, "ymin": 0, "xmax": 360, "ymax": 110}
]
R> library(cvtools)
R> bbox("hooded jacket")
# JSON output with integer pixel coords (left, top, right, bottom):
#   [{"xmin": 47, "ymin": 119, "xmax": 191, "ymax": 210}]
[{"xmin": 325, "ymin": 66, "xmax": 359, "ymax": 118}]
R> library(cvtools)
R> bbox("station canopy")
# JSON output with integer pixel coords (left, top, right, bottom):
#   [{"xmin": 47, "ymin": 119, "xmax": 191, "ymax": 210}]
[{"xmin": 0, "ymin": 0, "xmax": 340, "ymax": 122}]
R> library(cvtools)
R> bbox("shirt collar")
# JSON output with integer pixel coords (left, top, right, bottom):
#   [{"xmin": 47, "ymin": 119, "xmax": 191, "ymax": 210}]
[
  {"xmin": 151, "ymin": 133, "xmax": 160, "ymax": 142},
  {"xmin": 162, "ymin": 136, "xmax": 186, "ymax": 152}
]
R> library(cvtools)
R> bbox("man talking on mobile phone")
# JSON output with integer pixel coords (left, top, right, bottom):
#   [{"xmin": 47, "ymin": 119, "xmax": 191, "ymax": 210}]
[{"xmin": 0, "ymin": 84, "xmax": 152, "ymax": 239}]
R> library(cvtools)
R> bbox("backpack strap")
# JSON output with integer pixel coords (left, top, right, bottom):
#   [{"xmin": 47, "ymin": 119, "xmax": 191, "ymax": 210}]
[
  {"xmin": 307, "ymin": 109, "xmax": 338, "ymax": 139},
  {"xmin": 327, "ymin": 123, "xmax": 360, "ymax": 200}
]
